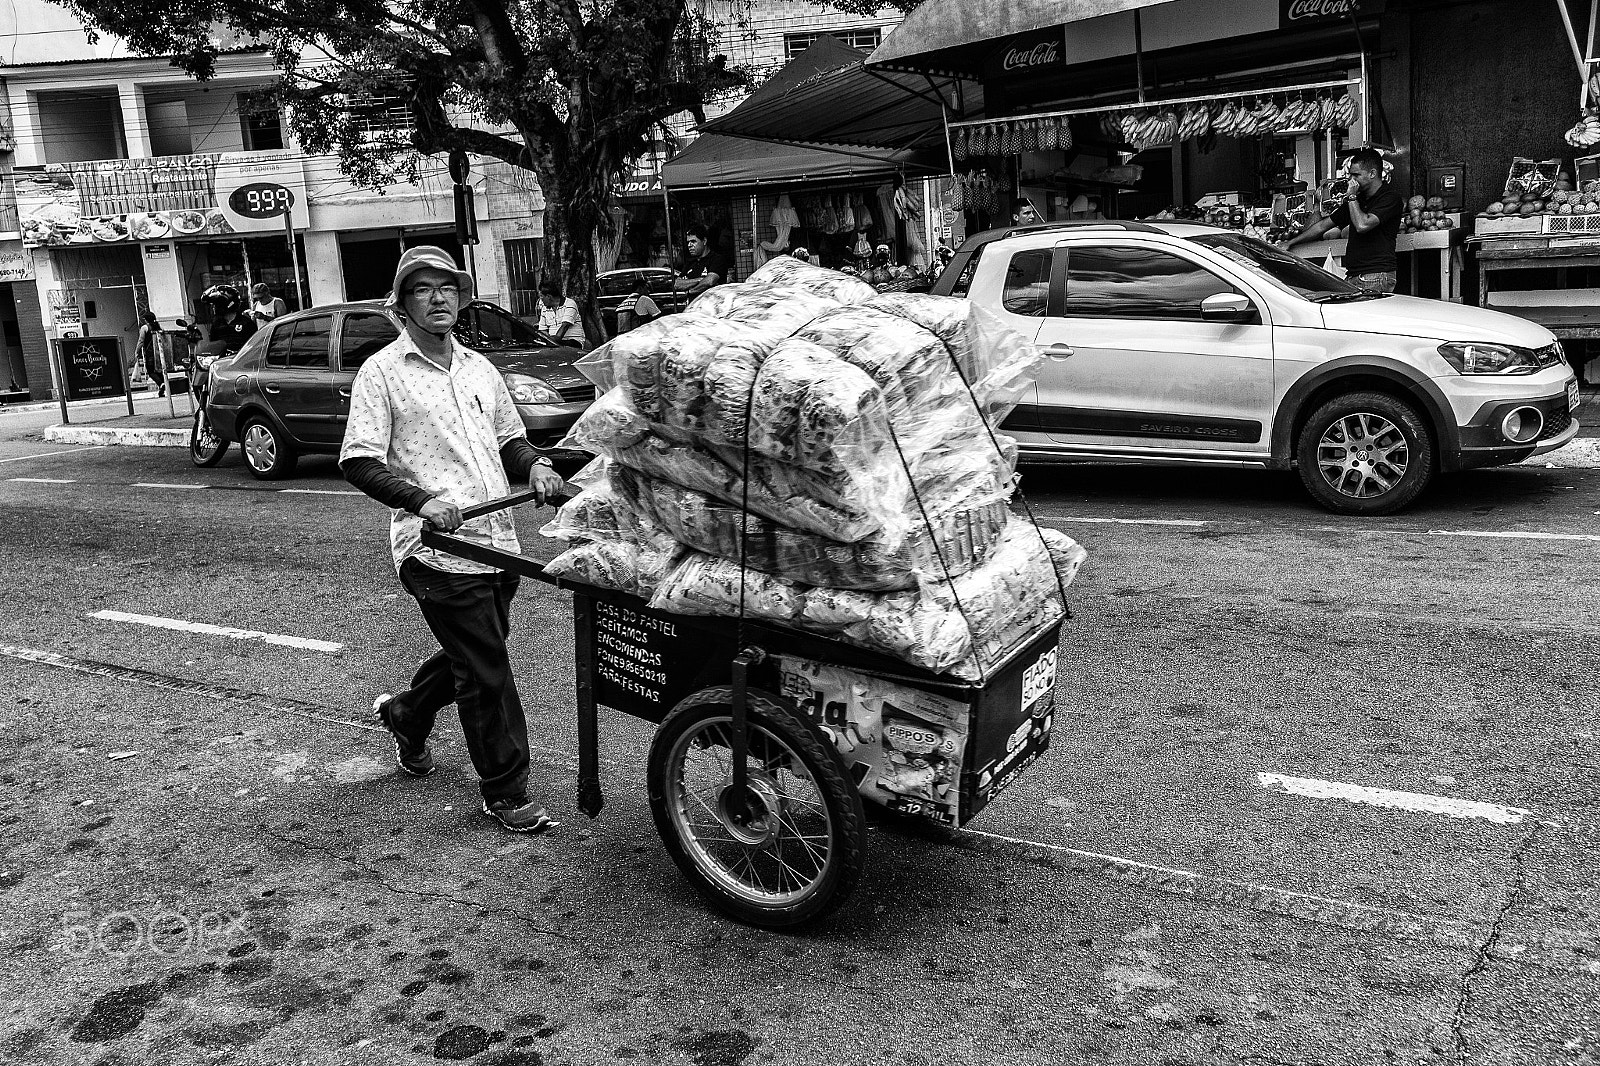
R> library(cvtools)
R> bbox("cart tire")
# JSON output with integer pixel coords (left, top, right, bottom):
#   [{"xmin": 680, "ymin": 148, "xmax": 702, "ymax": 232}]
[
  {"xmin": 648, "ymin": 686, "xmax": 865, "ymax": 928},
  {"xmin": 189, "ymin": 407, "xmax": 228, "ymax": 467}
]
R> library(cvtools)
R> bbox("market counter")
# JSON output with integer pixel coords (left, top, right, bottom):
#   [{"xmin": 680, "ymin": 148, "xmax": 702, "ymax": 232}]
[
  {"xmin": 1292, "ymin": 225, "xmax": 1464, "ymax": 301},
  {"xmin": 1470, "ymin": 234, "xmax": 1600, "ymax": 340}
]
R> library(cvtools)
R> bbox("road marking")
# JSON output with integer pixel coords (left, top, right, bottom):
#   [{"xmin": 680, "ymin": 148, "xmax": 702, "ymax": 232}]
[
  {"xmin": 7, "ymin": 477, "xmax": 76, "ymax": 484},
  {"xmin": 1042, "ymin": 515, "xmax": 1209, "ymax": 528},
  {"xmin": 0, "ymin": 643, "xmax": 382, "ymax": 733},
  {"xmin": 0, "ymin": 446, "xmax": 107, "ymax": 464},
  {"xmin": 133, "ymin": 482, "xmax": 209, "ymax": 490},
  {"xmin": 89, "ymin": 610, "xmax": 345, "ymax": 653},
  {"xmin": 1325, "ymin": 526, "xmax": 1600, "ymax": 544},
  {"xmin": 1256, "ymin": 772, "xmax": 1532, "ymax": 824},
  {"xmin": 953, "ymin": 827, "xmax": 1598, "ymax": 974},
  {"xmin": 279, "ymin": 489, "xmax": 364, "ymax": 496}
]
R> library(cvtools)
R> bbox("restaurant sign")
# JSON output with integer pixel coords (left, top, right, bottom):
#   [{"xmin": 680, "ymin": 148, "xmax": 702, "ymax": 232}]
[
  {"xmin": 16, "ymin": 152, "xmax": 307, "ymax": 249},
  {"xmin": 1279, "ymin": 0, "xmax": 1384, "ymax": 26}
]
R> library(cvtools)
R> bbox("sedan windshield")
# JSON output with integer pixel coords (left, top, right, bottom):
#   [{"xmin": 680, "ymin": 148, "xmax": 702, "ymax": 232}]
[
  {"xmin": 457, "ymin": 303, "xmax": 553, "ymax": 350},
  {"xmin": 1188, "ymin": 232, "xmax": 1370, "ymax": 301}
]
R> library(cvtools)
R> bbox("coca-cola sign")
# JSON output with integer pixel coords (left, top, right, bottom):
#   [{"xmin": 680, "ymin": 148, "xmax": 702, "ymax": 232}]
[
  {"xmin": 1280, "ymin": 0, "xmax": 1382, "ymax": 25},
  {"xmin": 986, "ymin": 30, "xmax": 1063, "ymax": 79},
  {"xmin": 1000, "ymin": 41, "xmax": 1060, "ymax": 72}
]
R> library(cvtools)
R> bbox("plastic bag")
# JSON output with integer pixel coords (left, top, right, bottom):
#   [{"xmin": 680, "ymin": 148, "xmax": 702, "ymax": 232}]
[
  {"xmin": 686, "ymin": 283, "xmax": 839, "ymax": 335},
  {"xmin": 650, "ymin": 553, "xmax": 806, "ymax": 621},
  {"xmin": 863, "ymin": 294, "xmax": 1042, "ymax": 425},
  {"xmin": 544, "ymin": 533, "xmax": 684, "ymax": 599},
  {"xmin": 743, "ymin": 255, "xmax": 878, "ymax": 304}
]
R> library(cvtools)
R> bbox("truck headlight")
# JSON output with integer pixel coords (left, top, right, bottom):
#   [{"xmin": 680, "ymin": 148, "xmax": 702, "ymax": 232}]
[
  {"xmin": 1437, "ymin": 342, "xmax": 1541, "ymax": 375},
  {"xmin": 504, "ymin": 373, "xmax": 563, "ymax": 405}
]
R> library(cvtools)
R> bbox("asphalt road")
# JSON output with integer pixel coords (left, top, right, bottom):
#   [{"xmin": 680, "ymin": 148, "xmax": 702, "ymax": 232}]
[{"xmin": 0, "ymin": 429, "xmax": 1595, "ymax": 1066}]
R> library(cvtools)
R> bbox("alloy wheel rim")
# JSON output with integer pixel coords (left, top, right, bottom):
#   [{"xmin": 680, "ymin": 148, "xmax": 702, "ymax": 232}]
[
  {"xmin": 244, "ymin": 425, "xmax": 277, "ymax": 471},
  {"xmin": 666, "ymin": 716, "xmax": 834, "ymax": 907},
  {"xmin": 1316, "ymin": 412, "xmax": 1409, "ymax": 499}
]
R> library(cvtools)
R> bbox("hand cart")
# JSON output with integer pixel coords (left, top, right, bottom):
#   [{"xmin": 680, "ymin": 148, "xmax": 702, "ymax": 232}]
[{"xmin": 424, "ymin": 491, "xmax": 1064, "ymax": 928}]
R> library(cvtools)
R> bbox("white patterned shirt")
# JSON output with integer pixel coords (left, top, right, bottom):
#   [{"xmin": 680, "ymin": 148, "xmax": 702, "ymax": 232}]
[{"xmin": 340, "ymin": 329, "xmax": 525, "ymax": 574}]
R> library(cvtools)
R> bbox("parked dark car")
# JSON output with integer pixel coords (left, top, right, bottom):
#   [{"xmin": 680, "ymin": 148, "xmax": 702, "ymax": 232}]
[
  {"xmin": 595, "ymin": 267, "xmax": 685, "ymax": 335},
  {"xmin": 203, "ymin": 299, "xmax": 596, "ymax": 480}
]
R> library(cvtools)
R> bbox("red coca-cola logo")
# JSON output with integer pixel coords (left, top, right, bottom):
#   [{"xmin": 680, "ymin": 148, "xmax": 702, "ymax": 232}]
[
  {"xmin": 1284, "ymin": 0, "xmax": 1361, "ymax": 20},
  {"xmin": 1001, "ymin": 41, "xmax": 1060, "ymax": 71}
]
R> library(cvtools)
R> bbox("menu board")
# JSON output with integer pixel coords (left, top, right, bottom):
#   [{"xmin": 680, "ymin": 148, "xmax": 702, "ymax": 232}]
[{"xmin": 58, "ymin": 337, "xmax": 124, "ymax": 400}]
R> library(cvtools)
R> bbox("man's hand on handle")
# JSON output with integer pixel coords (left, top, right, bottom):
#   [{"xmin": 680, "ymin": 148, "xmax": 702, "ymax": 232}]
[
  {"xmin": 530, "ymin": 463, "xmax": 566, "ymax": 507},
  {"xmin": 420, "ymin": 497, "xmax": 463, "ymax": 532}
]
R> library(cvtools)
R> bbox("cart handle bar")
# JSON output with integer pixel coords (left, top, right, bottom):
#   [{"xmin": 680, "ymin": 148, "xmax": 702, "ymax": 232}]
[
  {"xmin": 459, "ymin": 487, "xmax": 572, "ymax": 522},
  {"xmin": 420, "ymin": 488, "xmax": 575, "ymax": 588}
]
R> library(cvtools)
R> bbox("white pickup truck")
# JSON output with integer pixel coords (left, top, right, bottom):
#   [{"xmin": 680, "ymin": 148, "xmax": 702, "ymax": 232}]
[{"xmin": 931, "ymin": 220, "xmax": 1581, "ymax": 514}]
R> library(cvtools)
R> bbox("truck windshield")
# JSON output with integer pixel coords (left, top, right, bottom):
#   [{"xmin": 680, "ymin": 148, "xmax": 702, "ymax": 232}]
[{"xmin": 1188, "ymin": 232, "xmax": 1366, "ymax": 301}]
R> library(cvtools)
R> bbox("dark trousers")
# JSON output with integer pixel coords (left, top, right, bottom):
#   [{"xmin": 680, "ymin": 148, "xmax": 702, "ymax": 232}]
[{"xmin": 394, "ymin": 557, "xmax": 530, "ymax": 802}]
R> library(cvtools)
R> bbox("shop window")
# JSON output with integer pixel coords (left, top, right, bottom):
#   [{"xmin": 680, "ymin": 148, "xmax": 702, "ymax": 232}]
[
  {"xmin": 287, "ymin": 315, "xmax": 333, "ymax": 369},
  {"xmin": 1001, "ymin": 250, "xmax": 1052, "ymax": 317},
  {"xmin": 346, "ymin": 89, "xmax": 413, "ymax": 138},
  {"xmin": 1063, "ymin": 246, "xmax": 1236, "ymax": 321},
  {"xmin": 784, "ymin": 28, "xmax": 881, "ymax": 60},
  {"xmin": 340, "ymin": 313, "xmax": 399, "ymax": 371},
  {"xmin": 264, "ymin": 322, "xmax": 294, "ymax": 368}
]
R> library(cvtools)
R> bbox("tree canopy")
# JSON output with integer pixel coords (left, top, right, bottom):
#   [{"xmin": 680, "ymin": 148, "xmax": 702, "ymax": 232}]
[{"xmin": 55, "ymin": 0, "xmax": 752, "ymax": 331}]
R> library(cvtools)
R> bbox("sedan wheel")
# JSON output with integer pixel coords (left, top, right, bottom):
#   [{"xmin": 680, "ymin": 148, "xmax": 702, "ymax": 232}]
[
  {"xmin": 1296, "ymin": 391, "xmax": 1433, "ymax": 515},
  {"xmin": 241, "ymin": 418, "xmax": 299, "ymax": 481}
]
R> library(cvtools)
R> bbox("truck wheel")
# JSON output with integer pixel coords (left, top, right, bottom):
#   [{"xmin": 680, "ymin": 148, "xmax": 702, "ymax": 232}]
[
  {"xmin": 1296, "ymin": 391, "xmax": 1433, "ymax": 515},
  {"xmin": 189, "ymin": 408, "xmax": 229, "ymax": 467},
  {"xmin": 647, "ymin": 685, "xmax": 864, "ymax": 928},
  {"xmin": 240, "ymin": 417, "xmax": 298, "ymax": 480}
]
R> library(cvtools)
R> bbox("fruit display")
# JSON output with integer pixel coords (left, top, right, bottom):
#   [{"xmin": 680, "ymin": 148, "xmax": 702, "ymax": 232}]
[
  {"xmin": 1477, "ymin": 171, "xmax": 1600, "ymax": 222},
  {"xmin": 1400, "ymin": 195, "xmax": 1457, "ymax": 234}
]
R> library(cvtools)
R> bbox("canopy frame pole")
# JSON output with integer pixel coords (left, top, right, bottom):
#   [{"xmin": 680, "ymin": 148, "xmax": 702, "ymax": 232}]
[
  {"xmin": 942, "ymin": 105, "xmax": 956, "ymax": 176},
  {"xmin": 1555, "ymin": 0, "xmax": 1589, "ymax": 78},
  {"xmin": 1134, "ymin": 9, "xmax": 1147, "ymax": 103}
]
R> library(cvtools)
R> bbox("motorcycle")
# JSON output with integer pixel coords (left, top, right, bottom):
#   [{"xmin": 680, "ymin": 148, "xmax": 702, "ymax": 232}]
[{"xmin": 180, "ymin": 318, "xmax": 229, "ymax": 468}]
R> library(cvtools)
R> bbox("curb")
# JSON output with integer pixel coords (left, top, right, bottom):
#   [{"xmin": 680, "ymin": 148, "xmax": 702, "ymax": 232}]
[
  {"xmin": 43, "ymin": 425, "xmax": 188, "ymax": 448},
  {"xmin": 1530, "ymin": 437, "xmax": 1600, "ymax": 469}
]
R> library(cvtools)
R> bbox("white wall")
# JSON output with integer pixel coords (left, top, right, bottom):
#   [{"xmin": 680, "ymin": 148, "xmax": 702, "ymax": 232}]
[{"xmin": 36, "ymin": 90, "xmax": 124, "ymax": 163}]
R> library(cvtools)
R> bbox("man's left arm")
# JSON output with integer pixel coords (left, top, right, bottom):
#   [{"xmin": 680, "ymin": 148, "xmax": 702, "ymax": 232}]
[
  {"xmin": 1349, "ymin": 188, "xmax": 1402, "ymax": 234},
  {"xmin": 489, "ymin": 370, "xmax": 565, "ymax": 504}
]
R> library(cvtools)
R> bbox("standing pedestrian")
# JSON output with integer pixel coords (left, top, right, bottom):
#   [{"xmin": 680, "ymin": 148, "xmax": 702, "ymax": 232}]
[
  {"xmin": 1285, "ymin": 148, "xmax": 1404, "ymax": 294},
  {"xmin": 134, "ymin": 310, "xmax": 165, "ymax": 396},
  {"xmin": 339, "ymin": 245, "xmax": 567, "ymax": 834},
  {"xmin": 536, "ymin": 279, "xmax": 587, "ymax": 348},
  {"xmin": 673, "ymin": 224, "xmax": 729, "ymax": 298},
  {"xmin": 250, "ymin": 283, "xmax": 288, "ymax": 327}
]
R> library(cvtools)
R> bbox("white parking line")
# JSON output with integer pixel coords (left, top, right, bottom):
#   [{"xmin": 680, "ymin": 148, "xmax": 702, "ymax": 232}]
[
  {"xmin": 8, "ymin": 477, "xmax": 76, "ymax": 484},
  {"xmin": 132, "ymin": 482, "xmax": 209, "ymax": 490},
  {"xmin": 1257, "ymin": 772, "xmax": 1533, "ymax": 825},
  {"xmin": 0, "ymin": 446, "xmax": 106, "ymax": 464},
  {"xmin": 1041, "ymin": 515, "xmax": 1209, "ymax": 528},
  {"xmin": 279, "ymin": 489, "xmax": 364, "ymax": 496},
  {"xmin": 1326, "ymin": 527, "xmax": 1600, "ymax": 544},
  {"xmin": 89, "ymin": 610, "xmax": 345, "ymax": 653}
]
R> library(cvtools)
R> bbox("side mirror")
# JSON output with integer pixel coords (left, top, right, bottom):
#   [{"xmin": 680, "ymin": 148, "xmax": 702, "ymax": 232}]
[{"xmin": 1201, "ymin": 293, "xmax": 1257, "ymax": 323}]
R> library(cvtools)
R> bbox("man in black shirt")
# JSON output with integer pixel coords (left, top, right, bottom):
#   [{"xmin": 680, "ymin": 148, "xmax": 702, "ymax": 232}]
[
  {"xmin": 1286, "ymin": 148, "xmax": 1404, "ymax": 294},
  {"xmin": 673, "ymin": 224, "xmax": 730, "ymax": 298}
]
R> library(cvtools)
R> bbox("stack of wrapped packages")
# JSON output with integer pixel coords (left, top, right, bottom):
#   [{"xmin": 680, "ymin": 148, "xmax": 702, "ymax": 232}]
[{"xmin": 543, "ymin": 255, "xmax": 1088, "ymax": 682}]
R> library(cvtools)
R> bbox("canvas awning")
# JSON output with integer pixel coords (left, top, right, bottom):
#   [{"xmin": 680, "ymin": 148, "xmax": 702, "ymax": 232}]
[
  {"xmin": 694, "ymin": 34, "xmax": 981, "ymax": 153},
  {"xmin": 866, "ymin": 0, "xmax": 1184, "ymax": 79},
  {"xmin": 661, "ymin": 133, "xmax": 941, "ymax": 191}
]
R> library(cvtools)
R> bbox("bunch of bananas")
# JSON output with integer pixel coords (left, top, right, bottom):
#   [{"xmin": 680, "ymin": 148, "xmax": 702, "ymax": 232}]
[
  {"xmin": 1565, "ymin": 110, "xmax": 1600, "ymax": 148},
  {"xmin": 1116, "ymin": 109, "xmax": 1180, "ymax": 150},
  {"xmin": 1331, "ymin": 93, "xmax": 1358, "ymax": 128},
  {"xmin": 1177, "ymin": 104, "xmax": 1212, "ymax": 140},
  {"xmin": 1275, "ymin": 97, "xmax": 1323, "ymax": 131}
]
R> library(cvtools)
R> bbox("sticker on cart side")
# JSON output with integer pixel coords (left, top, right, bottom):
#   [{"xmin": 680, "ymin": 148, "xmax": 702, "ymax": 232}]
[
  {"xmin": 974, "ymin": 705, "xmax": 1054, "ymax": 805},
  {"xmin": 590, "ymin": 599, "xmax": 707, "ymax": 712},
  {"xmin": 1021, "ymin": 646, "xmax": 1058, "ymax": 714},
  {"xmin": 778, "ymin": 654, "xmax": 971, "ymax": 828}
]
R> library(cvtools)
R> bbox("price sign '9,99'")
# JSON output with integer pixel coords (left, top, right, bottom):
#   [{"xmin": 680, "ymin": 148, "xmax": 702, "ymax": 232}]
[{"xmin": 228, "ymin": 183, "xmax": 295, "ymax": 219}]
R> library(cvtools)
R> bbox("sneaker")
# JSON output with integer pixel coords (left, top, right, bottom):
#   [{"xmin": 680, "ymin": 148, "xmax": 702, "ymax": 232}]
[
  {"xmin": 372, "ymin": 693, "xmax": 435, "ymax": 778},
  {"xmin": 481, "ymin": 797, "xmax": 560, "ymax": 834}
]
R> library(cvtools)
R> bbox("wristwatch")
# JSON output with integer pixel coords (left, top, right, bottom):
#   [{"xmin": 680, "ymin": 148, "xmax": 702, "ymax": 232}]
[{"xmin": 532, "ymin": 455, "xmax": 555, "ymax": 469}]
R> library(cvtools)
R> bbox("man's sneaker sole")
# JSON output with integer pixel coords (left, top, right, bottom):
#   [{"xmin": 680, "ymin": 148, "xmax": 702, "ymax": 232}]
[
  {"xmin": 480, "ymin": 801, "xmax": 560, "ymax": 834},
  {"xmin": 373, "ymin": 694, "xmax": 435, "ymax": 778}
]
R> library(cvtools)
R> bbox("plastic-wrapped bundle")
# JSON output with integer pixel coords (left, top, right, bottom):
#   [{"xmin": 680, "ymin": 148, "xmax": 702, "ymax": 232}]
[
  {"xmin": 612, "ymin": 465, "xmax": 1010, "ymax": 591},
  {"xmin": 651, "ymin": 553, "xmax": 806, "ymax": 621},
  {"xmin": 584, "ymin": 430, "xmax": 896, "ymax": 544},
  {"xmin": 575, "ymin": 312, "xmax": 784, "ymax": 410},
  {"xmin": 657, "ymin": 522, "xmax": 1089, "ymax": 679},
  {"xmin": 793, "ymin": 306, "xmax": 980, "ymax": 432},
  {"xmin": 863, "ymin": 293, "xmax": 1042, "ymax": 425},
  {"xmin": 686, "ymin": 283, "xmax": 839, "ymax": 335},
  {"xmin": 743, "ymin": 255, "xmax": 878, "ymax": 304},
  {"xmin": 543, "ymin": 533, "xmax": 684, "ymax": 599}
]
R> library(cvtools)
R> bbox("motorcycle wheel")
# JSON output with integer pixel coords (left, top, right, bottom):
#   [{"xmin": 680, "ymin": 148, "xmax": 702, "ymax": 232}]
[{"xmin": 190, "ymin": 406, "xmax": 228, "ymax": 467}]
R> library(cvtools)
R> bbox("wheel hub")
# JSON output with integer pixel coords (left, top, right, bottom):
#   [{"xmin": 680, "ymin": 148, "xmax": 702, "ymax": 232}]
[
  {"xmin": 1318, "ymin": 412, "xmax": 1408, "ymax": 498},
  {"xmin": 715, "ymin": 772, "xmax": 782, "ymax": 848}
]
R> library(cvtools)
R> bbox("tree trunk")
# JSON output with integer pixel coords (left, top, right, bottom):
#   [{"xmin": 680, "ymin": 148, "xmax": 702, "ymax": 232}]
[{"xmin": 538, "ymin": 161, "xmax": 613, "ymax": 347}]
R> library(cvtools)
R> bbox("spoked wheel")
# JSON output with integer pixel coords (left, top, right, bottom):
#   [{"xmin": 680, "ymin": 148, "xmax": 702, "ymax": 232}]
[
  {"xmin": 189, "ymin": 407, "xmax": 228, "ymax": 467},
  {"xmin": 647, "ymin": 686, "xmax": 864, "ymax": 928}
]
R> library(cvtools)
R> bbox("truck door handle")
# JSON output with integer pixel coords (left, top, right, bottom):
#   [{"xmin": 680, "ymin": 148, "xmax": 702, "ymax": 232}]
[
  {"xmin": 338, "ymin": 387, "xmax": 351, "ymax": 397},
  {"xmin": 263, "ymin": 384, "xmax": 281, "ymax": 394},
  {"xmin": 1043, "ymin": 344, "xmax": 1075, "ymax": 360}
]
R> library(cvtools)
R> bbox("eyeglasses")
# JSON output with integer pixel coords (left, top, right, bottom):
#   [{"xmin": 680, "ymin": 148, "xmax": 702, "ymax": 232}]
[{"xmin": 407, "ymin": 283, "xmax": 461, "ymax": 301}]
